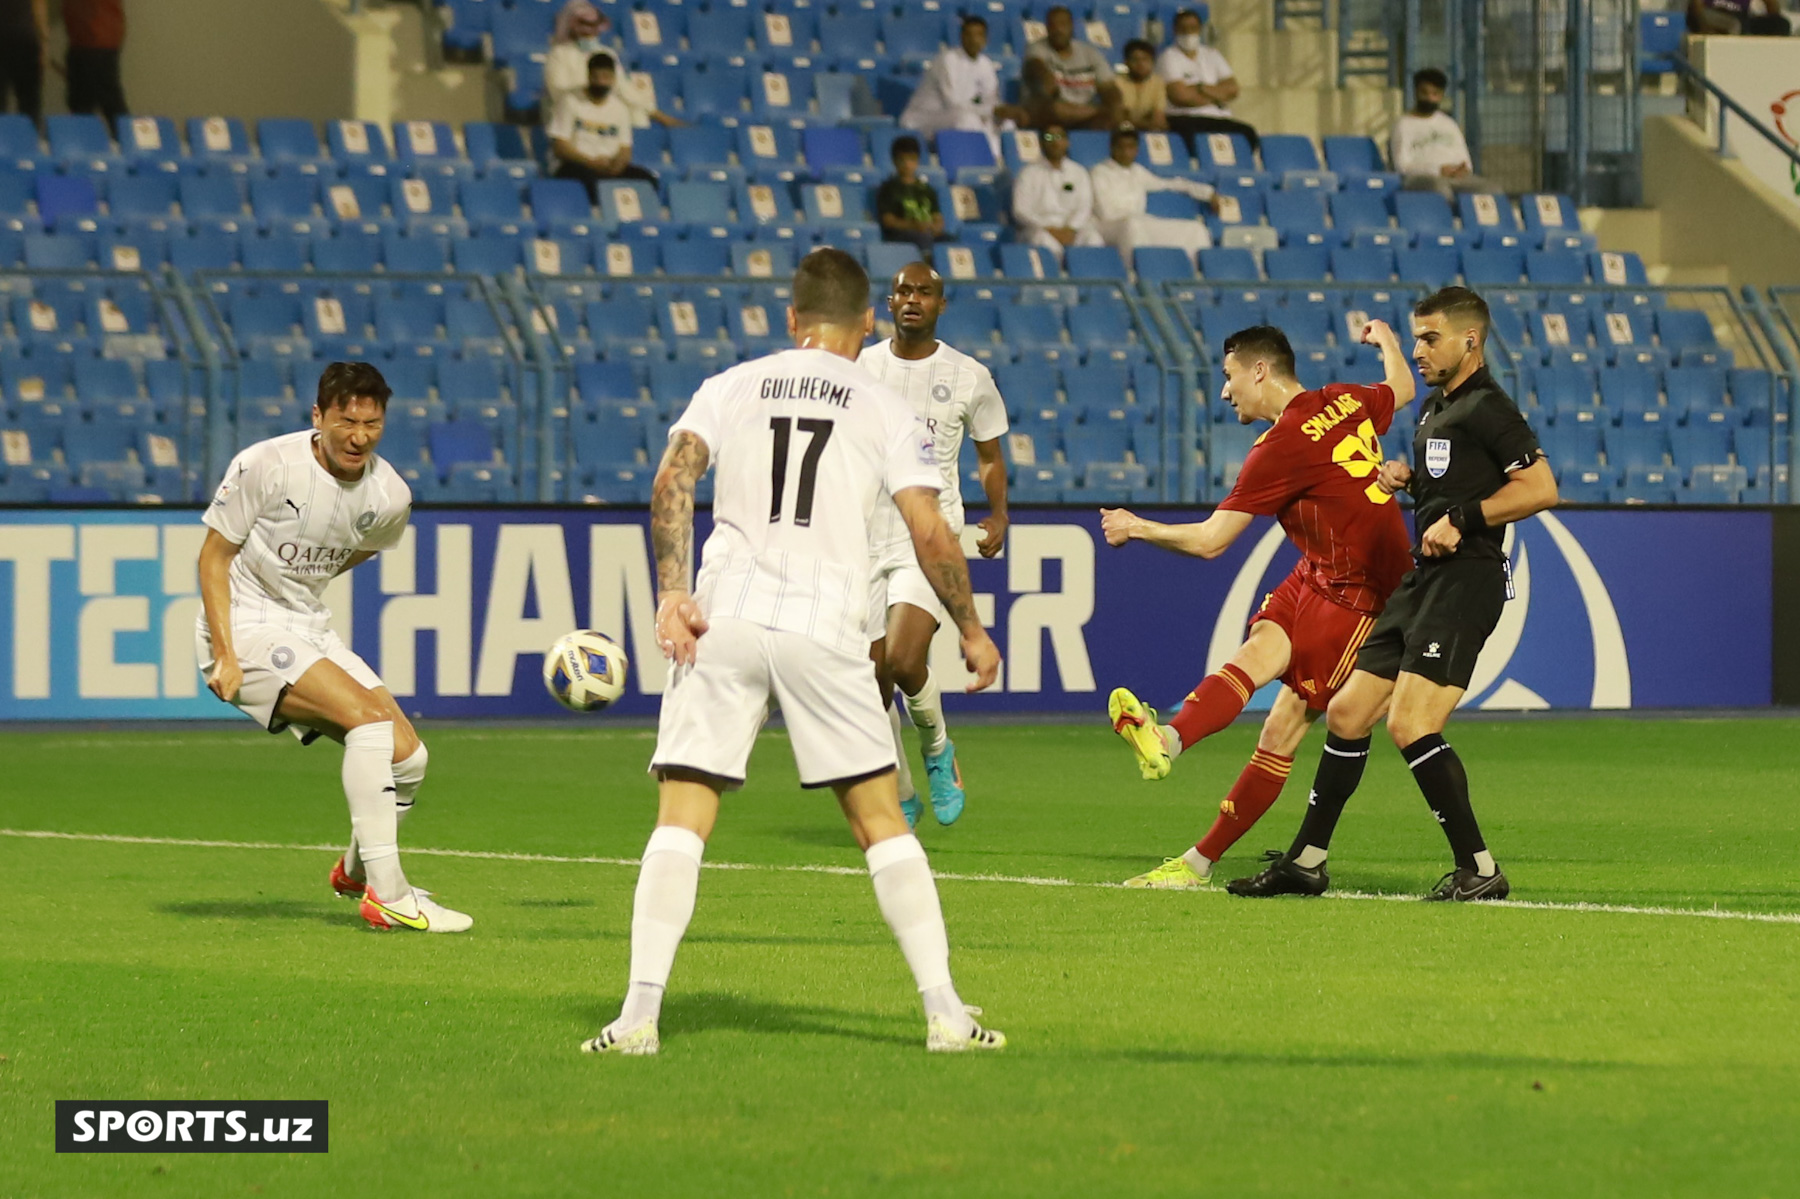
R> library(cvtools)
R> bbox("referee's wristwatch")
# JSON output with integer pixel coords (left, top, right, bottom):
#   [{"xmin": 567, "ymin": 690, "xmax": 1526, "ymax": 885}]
[{"xmin": 1447, "ymin": 502, "xmax": 1487, "ymax": 534}]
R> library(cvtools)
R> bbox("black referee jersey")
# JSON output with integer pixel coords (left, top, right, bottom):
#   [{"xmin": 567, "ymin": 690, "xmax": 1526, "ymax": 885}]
[{"xmin": 1409, "ymin": 365, "xmax": 1542, "ymax": 559}]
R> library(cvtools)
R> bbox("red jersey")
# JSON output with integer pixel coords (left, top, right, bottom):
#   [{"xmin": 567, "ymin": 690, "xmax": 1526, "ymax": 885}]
[{"xmin": 1216, "ymin": 382, "xmax": 1413, "ymax": 616}]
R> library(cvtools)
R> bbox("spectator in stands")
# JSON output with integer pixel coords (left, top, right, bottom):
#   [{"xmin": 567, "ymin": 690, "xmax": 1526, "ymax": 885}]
[
  {"xmin": 1011, "ymin": 124, "xmax": 1104, "ymax": 260},
  {"xmin": 1091, "ymin": 125, "xmax": 1219, "ymax": 258},
  {"xmin": 63, "ymin": 0, "xmax": 127, "ymax": 126},
  {"xmin": 545, "ymin": 1, "xmax": 680, "ymax": 128},
  {"xmin": 1116, "ymin": 39, "xmax": 1168, "ymax": 131},
  {"xmin": 1158, "ymin": 8, "xmax": 1259, "ymax": 153},
  {"xmin": 1390, "ymin": 68, "xmax": 1496, "ymax": 202},
  {"xmin": 547, "ymin": 52, "xmax": 659, "ymax": 203},
  {"xmin": 900, "ymin": 15, "xmax": 1030, "ymax": 158},
  {"xmin": 0, "ymin": 0, "xmax": 47, "ymax": 124},
  {"xmin": 877, "ymin": 135, "xmax": 949, "ymax": 259},
  {"xmin": 1022, "ymin": 5, "xmax": 1121, "ymax": 131},
  {"xmin": 1688, "ymin": 0, "xmax": 1792, "ymax": 35}
]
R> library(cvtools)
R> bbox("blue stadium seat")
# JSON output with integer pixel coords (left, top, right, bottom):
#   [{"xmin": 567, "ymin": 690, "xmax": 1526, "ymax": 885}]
[
  {"xmin": 1557, "ymin": 465, "xmax": 1614, "ymax": 503},
  {"xmin": 1669, "ymin": 422, "xmax": 1734, "ymax": 470},
  {"xmin": 1194, "ymin": 131, "xmax": 1255, "ymax": 174},
  {"xmin": 1457, "ymin": 192, "xmax": 1517, "ymax": 231},
  {"xmin": 999, "ymin": 304, "xmax": 1066, "ymax": 351},
  {"xmin": 48, "ymin": 114, "xmax": 113, "ymax": 160},
  {"xmin": 258, "ymin": 118, "xmax": 324, "ymax": 162},
  {"xmin": 668, "ymin": 181, "xmax": 735, "ymax": 226},
  {"xmin": 621, "ymin": 3, "xmax": 685, "ymax": 54},
  {"xmin": 1526, "ymin": 250, "xmax": 1588, "ymax": 286},
  {"xmin": 682, "ymin": 68, "xmax": 751, "ymax": 119},
  {"xmin": 381, "ymin": 231, "xmax": 449, "ymax": 274},
  {"xmin": 1068, "ymin": 303, "xmax": 1133, "ymax": 350},
  {"xmin": 655, "ymin": 239, "xmax": 725, "ymax": 276},
  {"xmin": 669, "ymin": 125, "xmax": 736, "ymax": 171},
  {"xmin": 996, "ymin": 243, "xmax": 1061, "ymax": 279},
  {"xmin": 1663, "ymin": 366, "xmax": 1728, "ymax": 424},
  {"xmin": 1011, "ymin": 462, "xmax": 1073, "ymax": 502},
  {"xmin": 800, "ymin": 182, "xmax": 870, "ymax": 225},
  {"xmin": 1197, "ymin": 247, "xmax": 1261, "ymax": 281},
  {"xmin": 1265, "ymin": 190, "xmax": 1329, "ymax": 241},
  {"xmin": 460, "ymin": 177, "xmax": 528, "ymax": 227},
  {"xmin": 1599, "ymin": 366, "xmax": 1662, "ymax": 423},
  {"xmin": 688, "ymin": 4, "xmax": 755, "ymax": 56},
  {"xmin": 530, "ymin": 177, "xmax": 598, "ymax": 229},
  {"xmin": 1064, "ymin": 245, "xmax": 1127, "ymax": 280},
  {"xmin": 1590, "ymin": 250, "xmax": 1648, "ymax": 286},
  {"xmin": 1393, "ymin": 191, "xmax": 1455, "ymax": 234},
  {"xmin": 1655, "ymin": 308, "xmax": 1718, "ymax": 356},
  {"xmin": 1322, "ymin": 135, "xmax": 1383, "ymax": 174},
  {"xmin": 1328, "ymin": 190, "xmax": 1391, "ymax": 237},
  {"xmin": 596, "ymin": 179, "xmax": 659, "ymax": 227},
  {"xmin": 1540, "ymin": 421, "xmax": 1604, "ymax": 471},
  {"xmin": 115, "ymin": 115, "xmax": 181, "ymax": 162},
  {"xmin": 328, "ymin": 119, "xmax": 390, "ymax": 162},
  {"xmin": 1683, "ymin": 463, "xmax": 1746, "ymax": 503},
  {"xmin": 465, "ymin": 121, "xmax": 538, "ymax": 172},
  {"xmin": 1520, "ymin": 193, "xmax": 1578, "ymax": 234},
  {"xmin": 1133, "ymin": 246, "xmax": 1195, "ymax": 281},
  {"xmin": 1614, "ymin": 465, "xmax": 1675, "ymax": 503},
  {"xmin": 1461, "ymin": 248, "xmax": 1525, "ymax": 286},
  {"xmin": 819, "ymin": 9, "xmax": 881, "ymax": 58},
  {"xmin": 1641, "ymin": 11, "xmax": 1683, "ymax": 74},
  {"xmin": 756, "ymin": 6, "xmax": 817, "ymax": 57},
  {"xmin": 1328, "ymin": 247, "xmax": 1395, "ymax": 283},
  {"xmin": 177, "ymin": 174, "xmax": 246, "ymax": 219},
  {"xmin": 0, "ymin": 112, "xmax": 40, "ymax": 159},
  {"xmin": 1606, "ymin": 423, "xmax": 1668, "ymax": 471},
  {"xmin": 35, "ymin": 175, "xmax": 99, "ymax": 230},
  {"xmin": 802, "ymin": 127, "xmax": 865, "ymax": 173},
  {"xmin": 1395, "ymin": 247, "xmax": 1458, "ymax": 288},
  {"xmin": 1254, "ymin": 246, "xmax": 1321, "ymax": 283},
  {"xmin": 936, "ymin": 130, "xmax": 997, "ymax": 176},
  {"xmin": 109, "ymin": 174, "xmax": 179, "ymax": 220},
  {"xmin": 390, "ymin": 175, "xmax": 459, "ymax": 222}
]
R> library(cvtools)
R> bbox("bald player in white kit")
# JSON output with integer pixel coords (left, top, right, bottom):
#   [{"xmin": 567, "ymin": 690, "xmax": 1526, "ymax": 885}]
[
  {"xmin": 582, "ymin": 248, "xmax": 1007, "ymax": 1056},
  {"xmin": 196, "ymin": 361, "xmax": 470, "ymax": 934},
  {"xmin": 859, "ymin": 261, "xmax": 1010, "ymax": 828}
]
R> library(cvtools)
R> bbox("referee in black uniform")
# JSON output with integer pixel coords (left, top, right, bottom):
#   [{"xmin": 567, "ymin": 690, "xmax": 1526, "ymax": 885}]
[{"xmin": 1230, "ymin": 286, "xmax": 1559, "ymax": 901}]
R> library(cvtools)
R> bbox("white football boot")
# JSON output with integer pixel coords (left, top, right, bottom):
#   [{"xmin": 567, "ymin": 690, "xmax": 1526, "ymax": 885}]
[
  {"xmin": 580, "ymin": 1019, "xmax": 660, "ymax": 1056},
  {"xmin": 926, "ymin": 1005, "xmax": 1007, "ymax": 1053},
  {"xmin": 359, "ymin": 887, "xmax": 473, "ymax": 933}
]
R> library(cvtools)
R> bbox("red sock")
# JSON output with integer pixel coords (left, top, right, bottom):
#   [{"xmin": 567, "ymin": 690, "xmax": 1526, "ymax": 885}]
[
  {"xmin": 1167, "ymin": 664, "xmax": 1255, "ymax": 750},
  {"xmin": 1195, "ymin": 749, "xmax": 1295, "ymax": 862}
]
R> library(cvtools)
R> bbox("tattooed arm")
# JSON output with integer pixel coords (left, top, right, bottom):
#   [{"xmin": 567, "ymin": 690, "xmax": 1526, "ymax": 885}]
[
  {"xmin": 891, "ymin": 485, "xmax": 1001, "ymax": 692},
  {"xmin": 650, "ymin": 430, "xmax": 712, "ymax": 665}
]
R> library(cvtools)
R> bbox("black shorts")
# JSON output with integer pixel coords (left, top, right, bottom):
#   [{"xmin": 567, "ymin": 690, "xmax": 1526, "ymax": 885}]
[{"xmin": 1353, "ymin": 558, "xmax": 1508, "ymax": 690}]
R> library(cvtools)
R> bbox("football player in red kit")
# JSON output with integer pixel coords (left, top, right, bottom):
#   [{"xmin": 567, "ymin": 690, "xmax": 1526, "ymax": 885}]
[{"xmin": 1102, "ymin": 320, "xmax": 1415, "ymax": 887}]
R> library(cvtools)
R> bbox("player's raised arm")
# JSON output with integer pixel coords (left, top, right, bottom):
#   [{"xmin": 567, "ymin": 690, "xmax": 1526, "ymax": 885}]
[
  {"xmin": 198, "ymin": 528, "xmax": 244, "ymax": 701},
  {"xmin": 649, "ymin": 429, "xmax": 712, "ymax": 665},
  {"xmin": 1099, "ymin": 506, "xmax": 1255, "ymax": 560},
  {"xmin": 1360, "ymin": 318, "xmax": 1416, "ymax": 410},
  {"xmin": 893, "ymin": 485, "xmax": 1000, "ymax": 692}
]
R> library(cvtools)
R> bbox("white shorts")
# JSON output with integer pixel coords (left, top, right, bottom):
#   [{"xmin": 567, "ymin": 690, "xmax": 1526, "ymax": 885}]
[
  {"xmin": 196, "ymin": 620, "xmax": 383, "ymax": 738},
  {"xmin": 865, "ymin": 538, "xmax": 945, "ymax": 643},
  {"xmin": 652, "ymin": 616, "xmax": 895, "ymax": 790}
]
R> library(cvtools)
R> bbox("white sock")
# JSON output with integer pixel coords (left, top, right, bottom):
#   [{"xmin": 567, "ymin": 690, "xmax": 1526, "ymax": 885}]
[
  {"xmin": 887, "ymin": 703, "xmax": 917, "ymax": 802},
  {"xmin": 1182, "ymin": 846, "xmax": 1213, "ymax": 878},
  {"xmin": 1473, "ymin": 850, "xmax": 1497, "ymax": 877},
  {"xmin": 866, "ymin": 833, "xmax": 967, "ymax": 1032},
  {"xmin": 343, "ymin": 722, "xmax": 406, "ymax": 900},
  {"xmin": 1294, "ymin": 845, "xmax": 1328, "ymax": 869},
  {"xmin": 902, "ymin": 671, "xmax": 949, "ymax": 758},
  {"xmin": 345, "ymin": 743, "xmax": 427, "ymax": 880},
  {"xmin": 622, "ymin": 825, "xmax": 705, "ymax": 1027},
  {"xmin": 1159, "ymin": 724, "xmax": 1183, "ymax": 761}
]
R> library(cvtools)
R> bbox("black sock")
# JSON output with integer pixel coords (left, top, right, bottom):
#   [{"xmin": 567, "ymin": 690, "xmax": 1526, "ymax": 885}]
[
  {"xmin": 1401, "ymin": 734, "xmax": 1488, "ymax": 872},
  {"xmin": 1286, "ymin": 733, "xmax": 1371, "ymax": 861}
]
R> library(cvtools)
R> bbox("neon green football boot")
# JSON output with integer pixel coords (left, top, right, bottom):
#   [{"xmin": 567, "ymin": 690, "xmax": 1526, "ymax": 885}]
[{"xmin": 1108, "ymin": 686, "xmax": 1173, "ymax": 780}]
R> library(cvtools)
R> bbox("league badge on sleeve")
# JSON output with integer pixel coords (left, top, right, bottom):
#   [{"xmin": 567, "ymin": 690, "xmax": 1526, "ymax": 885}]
[{"xmin": 1425, "ymin": 437, "xmax": 1452, "ymax": 478}]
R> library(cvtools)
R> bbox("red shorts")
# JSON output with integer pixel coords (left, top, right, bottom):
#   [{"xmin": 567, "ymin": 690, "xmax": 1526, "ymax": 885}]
[{"xmin": 1249, "ymin": 570, "xmax": 1379, "ymax": 712}]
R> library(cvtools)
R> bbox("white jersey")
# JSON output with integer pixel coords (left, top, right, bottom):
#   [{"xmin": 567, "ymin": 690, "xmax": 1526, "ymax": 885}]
[
  {"xmin": 201, "ymin": 430, "xmax": 411, "ymax": 637},
  {"xmin": 671, "ymin": 347, "xmax": 941, "ymax": 655},
  {"xmin": 858, "ymin": 338, "xmax": 1009, "ymax": 553}
]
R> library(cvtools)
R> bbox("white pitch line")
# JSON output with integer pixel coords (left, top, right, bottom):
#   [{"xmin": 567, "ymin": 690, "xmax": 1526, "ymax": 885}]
[{"xmin": 5, "ymin": 828, "xmax": 1799, "ymax": 927}]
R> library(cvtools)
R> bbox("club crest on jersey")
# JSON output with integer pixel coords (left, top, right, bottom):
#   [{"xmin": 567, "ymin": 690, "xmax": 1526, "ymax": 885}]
[
  {"xmin": 355, "ymin": 510, "xmax": 378, "ymax": 535},
  {"xmin": 1425, "ymin": 437, "xmax": 1451, "ymax": 478},
  {"xmin": 931, "ymin": 382, "xmax": 951, "ymax": 404},
  {"xmin": 271, "ymin": 646, "xmax": 295, "ymax": 670}
]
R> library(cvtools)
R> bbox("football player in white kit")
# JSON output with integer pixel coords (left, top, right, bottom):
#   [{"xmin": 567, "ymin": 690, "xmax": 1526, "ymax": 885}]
[
  {"xmin": 858, "ymin": 261, "xmax": 1009, "ymax": 827},
  {"xmin": 196, "ymin": 362, "xmax": 471, "ymax": 934},
  {"xmin": 582, "ymin": 249, "xmax": 1006, "ymax": 1056}
]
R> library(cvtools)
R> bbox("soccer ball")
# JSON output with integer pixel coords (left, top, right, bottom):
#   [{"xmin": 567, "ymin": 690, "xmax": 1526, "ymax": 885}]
[{"xmin": 543, "ymin": 630, "xmax": 630, "ymax": 712}]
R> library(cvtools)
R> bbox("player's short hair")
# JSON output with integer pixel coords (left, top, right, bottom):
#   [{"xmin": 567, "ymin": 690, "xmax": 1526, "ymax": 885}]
[
  {"xmin": 1413, "ymin": 66, "xmax": 1448, "ymax": 90},
  {"xmin": 890, "ymin": 135, "xmax": 922, "ymax": 163},
  {"xmin": 587, "ymin": 50, "xmax": 617, "ymax": 74},
  {"xmin": 1172, "ymin": 8, "xmax": 1204, "ymax": 27},
  {"xmin": 1414, "ymin": 286, "xmax": 1490, "ymax": 339},
  {"xmin": 961, "ymin": 13, "xmax": 987, "ymax": 30},
  {"xmin": 1045, "ymin": 4, "xmax": 1072, "ymax": 20},
  {"xmin": 1221, "ymin": 325, "xmax": 1297, "ymax": 380},
  {"xmin": 1123, "ymin": 37, "xmax": 1156, "ymax": 58},
  {"xmin": 792, "ymin": 247, "xmax": 870, "ymax": 326},
  {"xmin": 315, "ymin": 361, "xmax": 392, "ymax": 413}
]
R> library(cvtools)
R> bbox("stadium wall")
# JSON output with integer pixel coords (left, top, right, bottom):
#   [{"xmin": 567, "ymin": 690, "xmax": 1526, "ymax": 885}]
[
  {"xmin": 0, "ymin": 507, "xmax": 1777, "ymax": 721},
  {"xmin": 121, "ymin": 0, "xmax": 356, "ymax": 125},
  {"xmin": 1641, "ymin": 115, "xmax": 1800, "ymax": 289}
]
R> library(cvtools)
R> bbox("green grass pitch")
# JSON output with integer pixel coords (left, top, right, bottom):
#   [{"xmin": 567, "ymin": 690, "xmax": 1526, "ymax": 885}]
[{"xmin": 4, "ymin": 717, "xmax": 1800, "ymax": 1198}]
